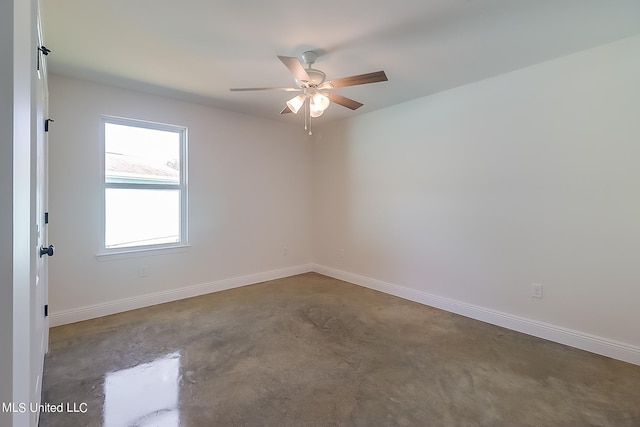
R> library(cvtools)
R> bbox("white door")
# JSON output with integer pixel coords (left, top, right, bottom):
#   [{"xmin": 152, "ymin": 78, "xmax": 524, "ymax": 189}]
[{"xmin": 32, "ymin": 15, "xmax": 51, "ymax": 426}]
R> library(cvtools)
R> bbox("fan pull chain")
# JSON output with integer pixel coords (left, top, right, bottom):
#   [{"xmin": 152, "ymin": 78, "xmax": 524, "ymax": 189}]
[
  {"xmin": 304, "ymin": 98, "xmax": 309, "ymax": 132},
  {"xmin": 307, "ymin": 99, "xmax": 312, "ymax": 135}
]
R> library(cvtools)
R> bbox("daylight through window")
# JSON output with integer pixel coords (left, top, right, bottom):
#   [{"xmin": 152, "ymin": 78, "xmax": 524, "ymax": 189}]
[{"xmin": 103, "ymin": 117, "xmax": 187, "ymax": 250}]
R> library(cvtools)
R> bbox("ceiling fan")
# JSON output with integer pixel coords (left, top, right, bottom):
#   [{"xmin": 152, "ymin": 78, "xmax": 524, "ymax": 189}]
[{"xmin": 230, "ymin": 50, "xmax": 388, "ymax": 134}]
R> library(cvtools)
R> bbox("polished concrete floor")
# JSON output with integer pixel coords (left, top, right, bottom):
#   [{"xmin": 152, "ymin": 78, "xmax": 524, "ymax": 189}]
[{"xmin": 41, "ymin": 273, "xmax": 640, "ymax": 426}]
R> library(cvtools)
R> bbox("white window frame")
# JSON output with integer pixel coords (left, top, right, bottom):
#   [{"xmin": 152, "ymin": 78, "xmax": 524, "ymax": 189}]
[{"xmin": 97, "ymin": 115, "xmax": 188, "ymax": 259}]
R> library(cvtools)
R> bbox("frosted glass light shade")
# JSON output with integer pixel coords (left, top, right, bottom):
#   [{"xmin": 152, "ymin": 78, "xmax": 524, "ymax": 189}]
[
  {"xmin": 311, "ymin": 93, "xmax": 330, "ymax": 111},
  {"xmin": 310, "ymin": 106, "xmax": 324, "ymax": 117},
  {"xmin": 286, "ymin": 95, "xmax": 306, "ymax": 114}
]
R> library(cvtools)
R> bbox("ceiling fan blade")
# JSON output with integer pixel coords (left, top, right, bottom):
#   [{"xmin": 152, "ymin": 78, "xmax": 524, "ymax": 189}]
[
  {"xmin": 229, "ymin": 87, "xmax": 301, "ymax": 92},
  {"xmin": 327, "ymin": 92, "xmax": 363, "ymax": 110},
  {"xmin": 323, "ymin": 71, "xmax": 388, "ymax": 88},
  {"xmin": 278, "ymin": 55, "xmax": 311, "ymax": 83},
  {"xmin": 280, "ymin": 105, "xmax": 293, "ymax": 114}
]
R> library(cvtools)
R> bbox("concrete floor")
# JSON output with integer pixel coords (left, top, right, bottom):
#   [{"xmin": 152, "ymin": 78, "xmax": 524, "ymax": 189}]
[{"xmin": 41, "ymin": 272, "xmax": 640, "ymax": 426}]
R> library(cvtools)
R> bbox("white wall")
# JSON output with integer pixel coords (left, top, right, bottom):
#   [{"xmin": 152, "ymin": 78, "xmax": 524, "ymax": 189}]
[
  {"xmin": 313, "ymin": 36, "xmax": 640, "ymax": 361},
  {"xmin": 48, "ymin": 75, "xmax": 312, "ymax": 322}
]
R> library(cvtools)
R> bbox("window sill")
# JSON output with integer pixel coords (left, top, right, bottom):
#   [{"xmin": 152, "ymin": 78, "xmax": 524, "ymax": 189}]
[{"xmin": 96, "ymin": 244, "xmax": 190, "ymax": 262}]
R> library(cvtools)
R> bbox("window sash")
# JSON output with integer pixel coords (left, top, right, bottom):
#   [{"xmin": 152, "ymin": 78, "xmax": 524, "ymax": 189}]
[
  {"xmin": 105, "ymin": 188, "xmax": 182, "ymax": 249},
  {"xmin": 101, "ymin": 116, "xmax": 188, "ymax": 253}
]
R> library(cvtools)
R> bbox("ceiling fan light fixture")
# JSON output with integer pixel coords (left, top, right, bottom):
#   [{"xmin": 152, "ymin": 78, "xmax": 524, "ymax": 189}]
[
  {"xmin": 286, "ymin": 94, "xmax": 306, "ymax": 114},
  {"xmin": 310, "ymin": 105, "xmax": 324, "ymax": 118},
  {"xmin": 311, "ymin": 92, "xmax": 330, "ymax": 112}
]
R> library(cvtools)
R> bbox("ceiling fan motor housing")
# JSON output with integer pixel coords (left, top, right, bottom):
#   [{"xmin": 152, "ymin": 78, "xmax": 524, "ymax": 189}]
[{"xmin": 297, "ymin": 68, "xmax": 326, "ymax": 87}]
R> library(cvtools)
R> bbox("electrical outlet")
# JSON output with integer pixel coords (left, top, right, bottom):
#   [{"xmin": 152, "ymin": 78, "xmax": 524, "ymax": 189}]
[
  {"xmin": 282, "ymin": 246, "xmax": 288, "ymax": 256},
  {"xmin": 139, "ymin": 266, "xmax": 148, "ymax": 278},
  {"xmin": 531, "ymin": 283, "xmax": 543, "ymax": 299},
  {"xmin": 338, "ymin": 248, "xmax": 345, "ymax": 259}
]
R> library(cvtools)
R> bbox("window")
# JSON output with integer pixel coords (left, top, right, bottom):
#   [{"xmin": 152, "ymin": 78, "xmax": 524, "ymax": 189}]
[{"xmin": 102, "ymin": 116, "xmax": 187, "ymax": 252}]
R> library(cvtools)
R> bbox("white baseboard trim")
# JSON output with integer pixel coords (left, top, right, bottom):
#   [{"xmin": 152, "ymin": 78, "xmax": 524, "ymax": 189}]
[
  {"xmin": 50, "ymin": 264, "xmax": 313, "ymax": 327},
  {"xmin": 313, "ymin": 264, "xmax": 640, "ymax": 366}
]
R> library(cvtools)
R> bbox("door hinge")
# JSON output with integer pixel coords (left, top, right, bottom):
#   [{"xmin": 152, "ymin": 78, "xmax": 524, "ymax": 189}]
[
  {"xmin": 45, "ymin": 212, "xmax": 49, "ymax": 224},
  {"xmin": 45, "ymin": 119, "xmax": 54, "ymax": 132},
  {"xmin": 44, "ymin": 304, "xmax": 49, "ymax": 317},
  {"xmin": 37, "ymin": 46, "xmax": 51, "ymax": 71}
]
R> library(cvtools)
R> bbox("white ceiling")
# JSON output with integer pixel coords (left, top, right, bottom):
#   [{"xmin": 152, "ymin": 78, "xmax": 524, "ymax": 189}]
[{"xmin": 41, "ymin": 0, "xmax": 640, "ymax": 124}]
